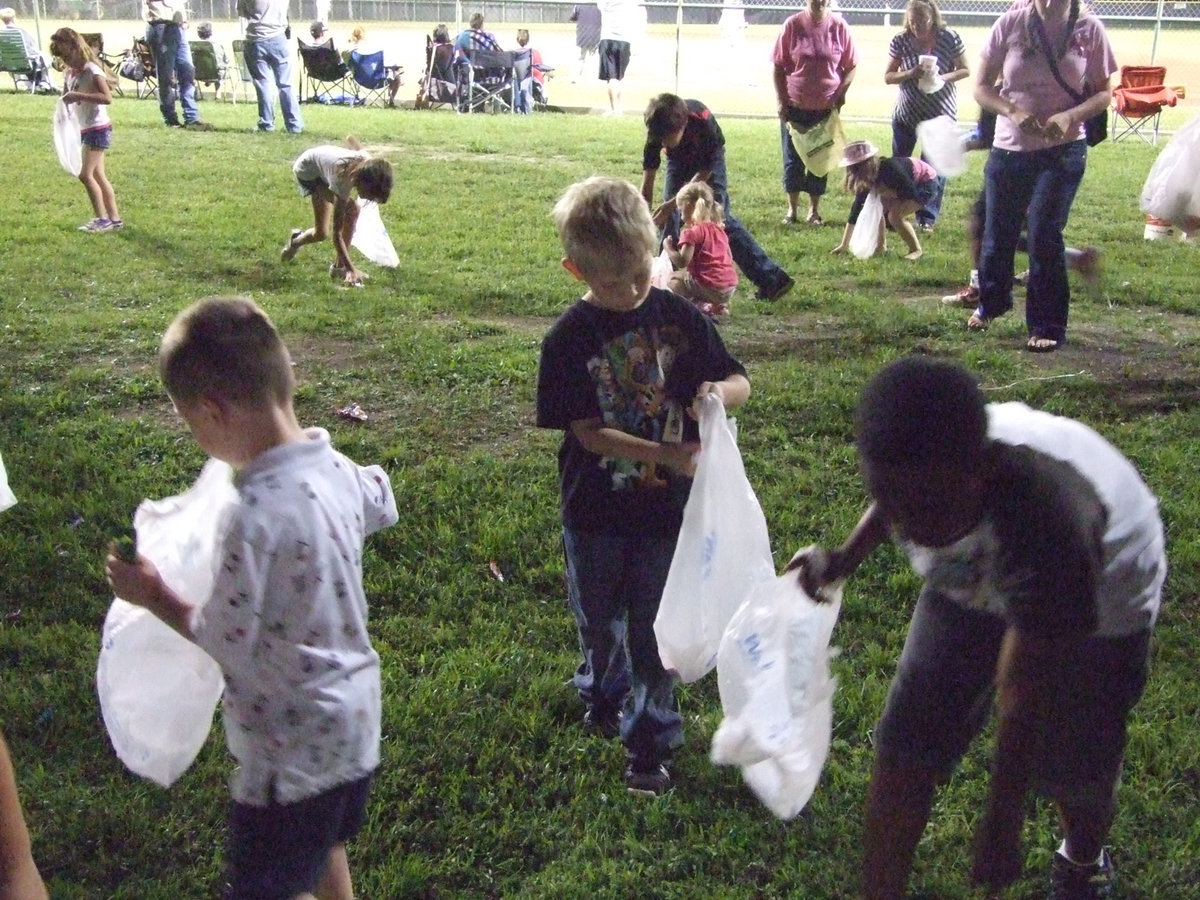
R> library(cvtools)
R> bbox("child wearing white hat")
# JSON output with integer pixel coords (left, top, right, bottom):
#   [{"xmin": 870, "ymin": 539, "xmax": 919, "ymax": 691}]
[{"xmin": 832, "ymin": 139, "xmax": 938, "ymax": 260}]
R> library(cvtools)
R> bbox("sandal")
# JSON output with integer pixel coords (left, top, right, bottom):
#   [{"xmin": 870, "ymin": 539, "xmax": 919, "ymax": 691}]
[
  {"xmin": 782, "ymin": 212, "xmax": 798, "ymax": 225},
  {"xmin": 806, "ymin": 213, "xmax": 825, "ymax": 226},
  {"xmin": 967, "ymin": 306, "xmax": 990, "ymax": 331}
]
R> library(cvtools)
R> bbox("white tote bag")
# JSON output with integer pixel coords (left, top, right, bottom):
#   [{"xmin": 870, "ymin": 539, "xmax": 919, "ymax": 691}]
[
  {"xmin": 351, "ymin": 199, "xmax": 400, "ymax": 268},
  {"xmin": 53, "ymin": 98, "xmax": 82, "ymax": 178},
  {"xmin": 850, "ymin": 192, "xmax": 884, "ymax": 260},
  {"xmin": 711, "ymin": 571, "xmax": 842, "ymax": 820},
  {"xmin": 653, "ymin": 393, "xmax": 775, "ymax": 683},
  {"xmin": 97, "ymin": 460, "xmax": 235, "ymax": 787}
]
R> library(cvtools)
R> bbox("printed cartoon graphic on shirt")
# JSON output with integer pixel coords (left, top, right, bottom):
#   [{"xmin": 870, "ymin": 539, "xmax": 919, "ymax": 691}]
[
  {"xmin": 587, "ymin": 325, "xmax": 687, "ymax": 491},
  {"xmin": 900, "ymin": 521, "xmax": 1006, "ymax": 615}
]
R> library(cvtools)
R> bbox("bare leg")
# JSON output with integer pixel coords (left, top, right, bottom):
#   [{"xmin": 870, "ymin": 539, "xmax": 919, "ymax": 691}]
[
  {"xmin": 807, "ymin": 193, "xmax": 822, "ymax": 223},
  {"xmin": 79, "ymin": 149, "xmax": 109, "ymax": 219},
  {"xmin": 314, "ymin": 842, "xmax": 354, "ymax": 900},
  {"xmin": 784, "ymin": 190, "xmax": 799, "ymax": 223},
  {"xmin": 0, "ymin": 732, "xmax": 48, "ymax": 900},
  {"xmin": 861, "ymin": 758, "xmax": 940, "ymax": 900},
  {"xmin": 93, "ymin": 152, "xmax": 120, "ymax": 221}
]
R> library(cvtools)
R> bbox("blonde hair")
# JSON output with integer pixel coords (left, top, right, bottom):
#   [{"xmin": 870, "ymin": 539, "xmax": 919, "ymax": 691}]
[
  {"xmin": 843, "ymin": 156, "xmax": 882, "ymax": 195},
  {"xmin": 674, "ymin": 181, "xmax": 724, "ymax": 227},
  {"xmin": 553, "ymin": 176, "xmax": 657, "ymax": 280},
  {"xmin": 349, "ymin": 25, "xmax": 366, "ymax": 44},
  {"xmin": 159, "ymin": 297, "xmax": 295, "ymax": 408},
  {"xmin": 49, "ymin": 27, "xmax": 97, "ymax": 68},
  {"xmin": 904, "ymin": 0, "xmax": 944, "ymax": 33}
]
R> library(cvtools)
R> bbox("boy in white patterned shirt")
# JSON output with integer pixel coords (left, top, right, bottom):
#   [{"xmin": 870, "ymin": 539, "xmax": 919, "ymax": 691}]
[{"xmin": 106, "ymin": 296, "xmax": 398, "ymax": 900}]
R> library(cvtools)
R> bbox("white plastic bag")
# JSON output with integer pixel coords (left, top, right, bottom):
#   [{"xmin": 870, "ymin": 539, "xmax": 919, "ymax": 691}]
[
  {"xmin": 917, "ymin": 115, "xmax": 967, "ymax": 177},
  {"xmin": 97, "ymin": 459, "xmax": 235, "ymax": 787},
  {"xmin": 0, "ymin": 450, "xmax": 16, "ymax": 513},
  {"xmin": 1140, "ymin": 113, "xmax": 1200, "ymax": 232},
  {"xmin": 351, "ymin": 200, "xmax": 400, "ymax": 268},
  {"xmin": 654, "ymin": 393, "xmax": 775, "ymax": 683},
  {"xmin": 53, "ymin": 98, "xmax": 82, "ymax": 177},
  {"xmin": 850, "ymin": 192, "xmax": 884, "ymax": 260},
  {"xmin": 711, "ymin": 571, "xmax": 842, "ymax": 820},
  {"xmin": 650, "ymin": 248, "xmax": 674, "ymax": 290}
]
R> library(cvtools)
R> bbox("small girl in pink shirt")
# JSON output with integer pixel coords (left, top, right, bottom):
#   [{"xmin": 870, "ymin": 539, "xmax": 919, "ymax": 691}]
[
  {"xmin": 832, "ymin": 139, "xmax": 938, "ymax": 260},
  {"xmin": 663, "ymin": 181, "xmax": 739, "ymax": 318}
]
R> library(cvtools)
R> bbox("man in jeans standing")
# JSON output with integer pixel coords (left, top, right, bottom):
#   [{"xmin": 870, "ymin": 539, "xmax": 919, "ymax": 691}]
[
  {"xmin": 238, "ymin": 0, "xmax": 302, "ymax": 133},
  {"xmin": 144, "ymin": 0, "xmax": 211, "ymax": 128}
]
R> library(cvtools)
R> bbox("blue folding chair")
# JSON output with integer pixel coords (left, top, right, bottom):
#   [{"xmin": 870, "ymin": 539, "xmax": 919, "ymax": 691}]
[{"xmin": 348, "ymin": 49, "xmax": 402, "ymax": 108}]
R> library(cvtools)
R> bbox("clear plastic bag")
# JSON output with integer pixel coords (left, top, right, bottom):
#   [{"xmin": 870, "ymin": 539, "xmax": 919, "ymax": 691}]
[
  {"xmin": 654, "ymin": 393, "xmax": 775, "ymax": 683},
  {"xmin": 53, "ymin": 98, "xmax": 82, "ymax": 178},
  {"xmin": 96, "ymin": 460, "xmax": 235, "ymax": 787},
  {"xmin": 916, "ymin": 115, "xmax": 967, "ymax": 177},
  {"xmin": 850, "ymin": 192, "xmax": 884, "ymax": 260},
  {"xmin": 710, "ymin": 570, "xmax": 841, "ymax": 820},
  {"xmin": 351, "ymin": 200, "xmax": 400, "ymax": 268},
  {"xmin": 1140, "ymin": 114, "xmax": 1200, "ymax": 232},
  {"xmin": 650, "ymin": 248, "xmax": 674, "ymax": 290}
]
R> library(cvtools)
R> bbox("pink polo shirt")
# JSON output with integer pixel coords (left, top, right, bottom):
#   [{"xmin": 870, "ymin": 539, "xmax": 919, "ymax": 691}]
[{"xmin": 771, "ymin": 11, "xmax": 858, "ymax": 111}]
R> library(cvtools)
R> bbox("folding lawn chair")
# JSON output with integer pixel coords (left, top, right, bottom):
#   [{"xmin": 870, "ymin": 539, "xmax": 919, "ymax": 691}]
[
  {"xmin": 0, "ymin": 29, "xmax": 40, "ymax": 92},
  {"xmin": 118, "ymin": 38, "xmax": 158, "ymax": 100},
  {"xmin": 81, "ymin": 32, "xmax": 122, "ymax": 96},
  {"xmin": 189, "ymin": 40, "xmax": 228, "ymax": 102},
  {"xmin": 460, "ymin": 46, "xmax": 518, "ymax": 114},
  {"xmin": 348, "ymin": 49, "xmax": 402, "ymax": 107},
  {"xmin": 230, "ymin": 39, "xmax": 254, "ymax": 103},
  {"xmin": 1111, "ymin": 65, "xmax": 1180, "ymax": 146},
  {"xmin": 297, "ymin": 40, "xmax": 353, "ymax": 104},
  {"xmin": 415, "ymin": 36, "xmax": 457, "ymax": 110}
]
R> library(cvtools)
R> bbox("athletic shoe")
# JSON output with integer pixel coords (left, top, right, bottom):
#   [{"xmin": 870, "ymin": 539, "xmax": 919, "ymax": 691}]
[
  {"xmin": 184, "ymin": 120, "xmax": 215, "ymax": 131},
  {"xmin": 78, "ymin": 218, "xmax": 110, "ymax": 232},
  {"xmin": 100, "ymin": 219, "xmax": 124, "ymax": 232},
  {"xmin": 941, "ymin": 284, "xmax": 979, "ymax": 307},
  {"xmin": 755, "ymin": 273, "xmax": 794, "ymax": 302},
  {"xmin": 280, "ymin": 229, "xmax": 303, "ymax": 262},
  {"xmin": 624, "ymin": 763, "xmax": 671, "ymax": 797},
  {"xmin": 1049, "ymin": 849, "xmax": 1115, "ymax": 899}
]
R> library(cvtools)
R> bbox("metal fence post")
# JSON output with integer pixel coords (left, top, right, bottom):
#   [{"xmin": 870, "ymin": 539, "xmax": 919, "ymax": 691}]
[{"xmin": 1150, "ymin": 0, "xmax": 1164, "ymax": 64}]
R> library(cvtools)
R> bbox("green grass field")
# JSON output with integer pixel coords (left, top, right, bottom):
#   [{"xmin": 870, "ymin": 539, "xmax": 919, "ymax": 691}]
[{"xmin": 1, "ymin": 92, "xmax": 1199, "ymax": 898}]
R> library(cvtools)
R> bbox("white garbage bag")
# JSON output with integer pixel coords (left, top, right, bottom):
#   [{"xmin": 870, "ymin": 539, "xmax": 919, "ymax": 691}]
[
  {"xmin": 711, "ymin": 571, "xmax": 842, "ymax": 820},
  {"xmin": 917, "ymin": 115, "xmax": 967, "ymax": 177},
  {"xmin": 351, "ymin": 200, "xmax": 400, "ymax": 268},
  {"xmin": 654, "ymin": 393, "xmax": 775, "ymax": 683},
  {"xmin": 53, "ymin": 98, "xmax": 82, "ymax": 178},
  {"xmin": 0, "ymin": 450, "xmax": 16, "ymax": 513},
  {"xmin": 650, "ymin": 248, "xmax": 674, "ymax": 290},
  {"xmin": 850, "ymin": 192, "xmax": 884, "ymax": 260},
  {"xmin": 97, "ymin": 459, "xmax": 235, "ymax": 787},
  {"xmin": 1140, "ymin": 114, "xmax": 1200, "ymax": 232}
]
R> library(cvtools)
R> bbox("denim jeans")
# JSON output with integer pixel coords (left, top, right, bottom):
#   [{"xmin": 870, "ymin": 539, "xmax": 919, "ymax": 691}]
[
  {"xmin": 978, "ymin": 141, "xmax": 1087, "ymax": 343},
  {"xmin": 243, "ymin": 34, "xmax": 303, "ymax": 132},
  {"xmin": 779, "ymin": 120, "xmax": 828, "ymax": 197},
  {"xmin": 146, "ymin": 21, "xmax": 198, "ymax": 125},
  {"xmin": 562, "ymin": 527, "xmax": 684, "ymax": 768},
  {"xmin": 892, "ymin": 119, "xmax": 946, "ymax": 227},
  {"xmin": 662, "ymin": 153, "xmax": 790, "ymax": 294}
]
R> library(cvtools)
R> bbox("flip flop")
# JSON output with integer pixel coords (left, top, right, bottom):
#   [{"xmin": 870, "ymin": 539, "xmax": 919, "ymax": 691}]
[
  {"xmin": 806, "ymin": 214, "xmax": 825, "ymax": 226},
  {"xmin": 782, "ymin": 212, "xmax": 797, "ymax": 225},
  {"xmin": 1026, "ymin": 336, "xmax": 1061, "ymax": 353},
  {"xmin": 967, "ymin": 307, "xmax": 990, "ymax": 331}
]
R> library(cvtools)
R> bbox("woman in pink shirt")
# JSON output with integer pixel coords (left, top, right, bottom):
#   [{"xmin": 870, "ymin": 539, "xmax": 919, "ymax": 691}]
[
  {"xmin": 968, "ymin": 0, "xmax": 1116, "ymax": 352},
  {"xmin": 771, "ymin": 0, "xmax": 858, "ymax": 226}
]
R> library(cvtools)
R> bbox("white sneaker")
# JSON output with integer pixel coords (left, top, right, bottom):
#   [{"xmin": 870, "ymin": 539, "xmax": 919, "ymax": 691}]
[{"xmin": 78, "ymin": 218, "xmax": 110, "ymax": 232}]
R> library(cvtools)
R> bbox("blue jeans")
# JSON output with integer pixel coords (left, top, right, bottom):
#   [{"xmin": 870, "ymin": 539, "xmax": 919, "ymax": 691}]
[
  {"xmin": 663, "ymin": 153, "xmax": 790, "ymax": 294},
  {"xmin": 892, "ymin": 119, "xmax": 946, "ymax": 227},
  {"xmin": 978, "ymin": 141, "xmax": 1087, "ymax": 343},
  {"xmin": 780, "ymin": 120, "xmax": 828, "ymax": 197},
  {"xmin": 243, "ymin": 34, "xmax": 303, "ymax": 132},
  {"xmin": 146, "ymin": 21, "xmax": 198, "ymax": 126},
  {"xmin": 562, "ymin": 527, "xmax": 684, "ymax": 768}
]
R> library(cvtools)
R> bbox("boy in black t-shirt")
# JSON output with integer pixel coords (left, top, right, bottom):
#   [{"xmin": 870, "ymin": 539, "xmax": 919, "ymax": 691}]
[
  {"xmin": 536, "ymin": 176, "xmax": 750, "ymax": 796},
  {"xmin": 641, "ymin": 93, "xmax": 794, "ymax": 302}
]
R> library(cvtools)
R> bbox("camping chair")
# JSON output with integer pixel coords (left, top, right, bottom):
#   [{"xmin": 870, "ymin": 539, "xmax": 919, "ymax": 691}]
[
  {"xmin": 189, "ymin": 39, "xmax": 228, "ymax": 102},
  {"xmin": 460, "ymin": 46, "xmax": 518, "ymax": 114},
  {"xmin": 0, "ymin": 29, "xmax": 40, "ymax": 92},
  {"xmin": 297, "ymin": 40, "xmax": 352, "ymax": 104},
  {"xmin": 415, "ymin": 36, "xmax": 456, "ymax": 110},
  {"xmin": 230, "ymin": 39, "xmax": 254, "ymax": 103},
  {"xmin": 118, "ymin": 37, "xmax": 158, "ymax": 100},
  {"xmin": 348, "ymin": 49, "xmax": 402, "ymax": 108},
  {"xmin": 1111, "ymin": 65, "xmax": 1179, "ymax": 146}
]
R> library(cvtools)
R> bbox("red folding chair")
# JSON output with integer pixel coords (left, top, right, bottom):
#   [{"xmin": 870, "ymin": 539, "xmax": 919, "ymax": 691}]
[{"xmin": 1111, "ymin": 65, "xmax": 1179, "ymax": 145}]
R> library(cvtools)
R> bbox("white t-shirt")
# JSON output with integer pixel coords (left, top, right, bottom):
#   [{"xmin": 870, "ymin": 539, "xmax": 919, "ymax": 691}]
[
  {"xmin": 192, "ymin": 428, "xmax": 399, "ymax": 805},
  {"xmin": 67, "ymin": 62, "xmax": 112, "ymax": 133},
  {"xmin": 292, "ymin": 146, "xmax": 368, "ymax": 198},
  {"xmin": 598, "ymin": 0, "xmax": 640, "ymax": 43}
]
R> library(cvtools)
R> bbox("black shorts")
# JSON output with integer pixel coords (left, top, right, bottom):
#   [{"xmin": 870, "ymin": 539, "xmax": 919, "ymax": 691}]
[
  {"xmin": 598, "ymin": 39, "xmax": 631, "ymax": 81},
  {"xmin": 223, "ymin": 772, "xmax": 374, "ymax": 900}
]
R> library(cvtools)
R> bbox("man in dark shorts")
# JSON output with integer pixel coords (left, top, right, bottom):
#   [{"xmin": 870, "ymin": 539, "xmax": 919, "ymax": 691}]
[{"xmin": 597, "ymin": 0, "xmax": 637, "ymax": 114}]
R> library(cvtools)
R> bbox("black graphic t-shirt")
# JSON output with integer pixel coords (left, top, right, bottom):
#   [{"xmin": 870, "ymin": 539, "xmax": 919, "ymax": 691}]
[{"xmin": 536, "ymin": 287, "xmax": 746, "ymax": 535}]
